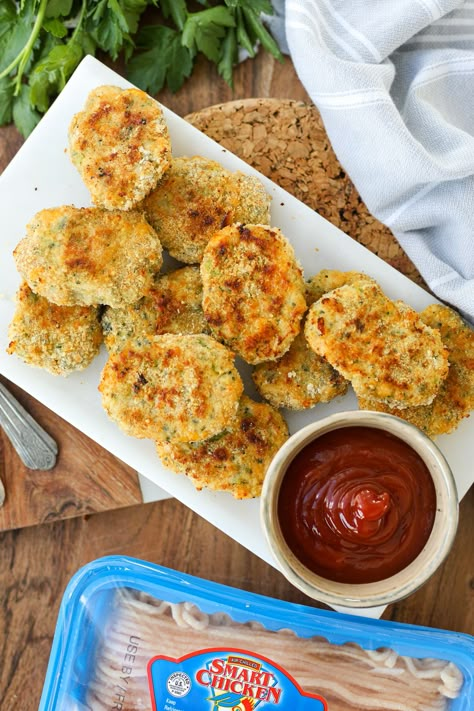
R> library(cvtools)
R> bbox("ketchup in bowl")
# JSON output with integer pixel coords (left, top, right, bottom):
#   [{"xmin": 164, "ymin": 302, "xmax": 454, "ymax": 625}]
[{"xmin": 277, "ymin": 426, "xmax": 436, "ymax": 584}]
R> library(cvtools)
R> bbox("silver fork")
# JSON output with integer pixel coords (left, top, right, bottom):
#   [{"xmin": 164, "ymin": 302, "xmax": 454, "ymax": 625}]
[{"xmin": 0, "ymin": 382, "xmax": 58, "ymax": 481}]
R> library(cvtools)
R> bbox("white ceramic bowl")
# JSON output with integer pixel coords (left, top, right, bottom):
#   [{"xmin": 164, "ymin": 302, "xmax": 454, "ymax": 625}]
[{"xmin": 261, "ymin": 410, "xmax": 459, "ymax": 608}]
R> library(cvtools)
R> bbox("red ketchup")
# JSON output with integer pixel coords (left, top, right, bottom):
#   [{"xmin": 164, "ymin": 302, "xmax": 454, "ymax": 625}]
[{"xmin": 277, "ymin": 426, "xmax": 436, "ymax": 584}]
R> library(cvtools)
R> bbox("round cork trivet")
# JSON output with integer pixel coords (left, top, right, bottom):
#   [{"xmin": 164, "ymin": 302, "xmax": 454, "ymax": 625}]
[{"xmin": 185, "ymin": 98, "xmax": 424, "ymax": 286}]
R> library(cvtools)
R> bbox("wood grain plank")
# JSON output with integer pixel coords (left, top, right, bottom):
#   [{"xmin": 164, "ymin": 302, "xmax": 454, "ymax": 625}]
[
  {"xmin": 0, "ymin": 377, "xmax": 142, "ymax": 531},
  {"xmin": 0, "ymin": 125, "xmax": 23, "ymax": 171},
  {"xmin": 0, "ymin": 499, "xmax": 322, "ymax": 711}
]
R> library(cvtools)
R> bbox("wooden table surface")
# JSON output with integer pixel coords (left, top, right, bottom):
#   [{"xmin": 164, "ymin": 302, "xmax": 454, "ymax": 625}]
[{"xmin": 0, "ymin": 50, "xmax": 473, "ymax": 711}]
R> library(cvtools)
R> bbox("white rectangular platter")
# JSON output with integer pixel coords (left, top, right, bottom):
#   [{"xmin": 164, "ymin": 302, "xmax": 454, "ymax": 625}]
[{"xmin": 0, "ymin": 56, "xmax": 472, "ymax": 618}]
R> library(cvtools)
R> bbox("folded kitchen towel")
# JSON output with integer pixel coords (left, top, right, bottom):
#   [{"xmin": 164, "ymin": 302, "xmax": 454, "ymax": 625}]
[{"xmin": 271, "ymin": 0, "xmax": 474, "ymax": 323}]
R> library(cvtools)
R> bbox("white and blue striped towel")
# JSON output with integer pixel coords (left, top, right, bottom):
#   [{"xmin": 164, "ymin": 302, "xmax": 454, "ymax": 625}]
[{"xmin": 267, "ymin": 1, "xmax": 474, "ymax": 322}]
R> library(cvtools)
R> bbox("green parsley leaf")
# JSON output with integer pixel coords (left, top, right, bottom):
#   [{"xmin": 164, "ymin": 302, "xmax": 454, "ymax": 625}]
[
  {"xmin": 29, "ymin": 42, "xmax": 83, "ymax": 112},
  {"xmin": 127, "ymin": 25, "xmax": 193, "ymax": 94},
  {"xmin": 43, "ymin": 17, "xmax": 68, "ymax": 37},
  {"xmin": 73, "ymin": 25, "xmax": 97, "ymax": 56},
  {"xmin": 165, "ymin": 33, "xmax": 194, "ymax": 92},
  {"xmin": 86, "ymin": 0, "xmax": 127, "ymax": 59},
  {"xmin": 160, "ymin": 0, "xmax": 187, "ymax": 31},
  {"xmin": 182, "ymin": 6, "xmax": 235, "ymax": 63},
  {"xmin": 127, "ymin": 26, "xmax": 169, "ymax": 95},
  {"xmin": 0, "ymin": 0, "xmax": 283, "ymax": 136},
  {"xmin": 0, "ymin": 0, "xmax": 17, "ymax": 33},
  {"xmin": 34, "ymin": 27, "xmax": 61, "ymax": 62},
  {"xmin": 233, "ymin": 0, "xmax": 273, "ymax": 15},
  {"xmin": 107, "ymin": 0, "xmax": 129, "ymax": 33},
  {"xmin": 122, "ymin": 0, "xmax": 149, "ymax": 34},
  {"xmin": 12, "ymin": 84, "xmax": 41, "ymax": 137},
  {"xmin": 45, "ymin": 0, "xmax": 73, "ymax": 19},
  {"xmin": 0, "ymin": 3, "xmax": 35, "ymax": 75}
]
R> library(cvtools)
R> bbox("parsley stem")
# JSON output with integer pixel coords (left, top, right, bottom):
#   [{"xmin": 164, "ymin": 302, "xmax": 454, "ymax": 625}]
[
  {"xmin": 0, "ymin": 60, "xmax": 18, "ymax": 82},
  {"xmin": 218, "ymin": 26, "xmax": 237, "ymax": 87},
  {"xmin": 0, "ymin": 47, "xmax": 28, "ymax": 83},
  {"xmin": 167, "ymin": 2, "xmax": 186, "ymax": 32},
  {"xmin": 4, "ymin": 0, "xmax": 49, "ymax": 94},
  {"xmin": 241, "ymin": 8, "xmax": 283, "ymax": 62},
  {"xmin": 236, "ymin": 7, "xmax": 256, "ymax": 58},
  {"xmin": 71, "ymin": 0, "xmax": 87, "ymax": 42}
]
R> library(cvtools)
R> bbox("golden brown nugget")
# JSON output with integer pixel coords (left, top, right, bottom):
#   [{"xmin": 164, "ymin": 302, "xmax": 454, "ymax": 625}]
[
  {"xmin": 141, "ymin": 156, "xmax": 271, "ymax": 263},
  {"xmin": 102, "ymin": 266, "xmax": 209, "ymax": 353},
  {"xmin": 69, "ymin": 85, "xmax": 171, "ymax": 210},
  {"xmin": 252, "ymin": 332, "xmax": 348, "ymax": 409},
  {"xmin": 156, "ymin": 395, "xmax": 288, "ymax": 498},
  {"xmin": 358, "ymin": 304, "xmax": 474, "ymax": 437},
  {"xmin": 201, "ymin": 224, "xmax": 306, "ymax": 364},
  {"xmin": 7, "ymin": 282, "xmax": 102, "ymax": 376},
  {"xmin": 305, "ymin": 280, "xmax": 449, "ymax": 409},
  {"xmin": 306, "ymin": 269, "xmax": 374, "ymax": 305},
  {"xmin": 99, "ymin": 334, "xmax": 243, "ymax": 442},
  {"xmin": 14, "ymin": 206, "xmax": 162, "ymax": 308}
]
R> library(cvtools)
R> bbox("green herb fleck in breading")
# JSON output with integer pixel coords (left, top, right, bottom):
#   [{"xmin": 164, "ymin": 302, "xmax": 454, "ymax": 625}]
[
  {"xmin": 156, "ymin": 395, "xmax": 288, "ymax": 498},
  {"xmin": 102, "ymin": 266, "xmax": 209, "ymax": 353},
  {"xmin": 305, "ymin": 279, "xmax": 449, "ymax": 409},
  {"xmin": 7, "ymin": 282, "xmax": 102, "ymax": 376},
  {"xmin": 141, "ymin": 156, "xmax": 271, "ymax": 263},
  {"xmin": 201, "ymin": 223, "xmax": 306, "ymax": 364},
  {"xmin": 99, "ymin": 334, "xmax": 243, "ymax": 442},
  {"xmin": 14, "ymin": 206, "xmax": 162, "ymax": 307}
]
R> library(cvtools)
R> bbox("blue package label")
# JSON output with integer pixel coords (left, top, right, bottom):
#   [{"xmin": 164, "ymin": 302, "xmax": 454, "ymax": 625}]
[{"xmin": 148, "ymin": 647, "xmax": 327, "ymax": 710}]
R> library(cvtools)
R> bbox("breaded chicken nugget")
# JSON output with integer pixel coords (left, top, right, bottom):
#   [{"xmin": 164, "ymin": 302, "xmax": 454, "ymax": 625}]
[
  {"xmin": 201, "ymin": 224, "xmax": 306, "ymax": 364},
  {"xmin": 99, "ymin": 334, "xmax": 243, "ymax": 442},
  {"xmin": 14, "ymin": 206, "xmax": 162, "ymax": 308},
  {"xmin": 141, "ymin": 156, "xmax": 271, "ymax": 263},
  {"xmin": 69, "ymin": 85, "xmax": 171, "ymax": 210},
  {"xmin": 305, "ymin": 280, "xmax": 449, "ymax": 408},
  {"xmin": 102, "ymin": 266, "xmax": 209, "ymax": 353},
  {"xmin": 7, "ymin": 282, "xmax": 101, "ymax": 376},
  {"xmin": 306, "ymin": 269, "xmax": 374, "ymax": 305},
  {"xmin": 252, "ymin": 332, "xmax": 348, "ymax": 410},
  {"xmin": 156, "ymin": 395, "xmax": 288, "ymax": 498},
  {"xmin": 358, "ymin": 304, "xmax": 474, "ymax": 436}
]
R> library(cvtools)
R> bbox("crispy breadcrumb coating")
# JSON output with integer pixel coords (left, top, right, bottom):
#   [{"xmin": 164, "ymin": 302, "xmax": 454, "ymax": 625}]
[
  {"xmin": 201, "ymin": 223, "xmax": 306, "ymax": 364},
  {"xmin": 102, "ymin": 266, "xmax": 209, "ymax": 353},
  {"xmin": 14, "ymin": 206, "xmax": 162, "ymax": 307},
  {"xmin": 306, "ymin": 269, "xmax": 374, "ymax": 305},
  {"xmin": 7, "ymin": 282, "xmax": 102, "ymax": 376},
  {"xmin": 358, "ymin": 304, "xmax": 474, "ymax": 436},
  {"xmin": 142, "ymin": 156, "xmax": 271, "ymax": 264},
  {"xmin": 156, "ymin": 395, "xmax": 288, "ymax": 498},
  {"xmin": 99, "ymin": 334, "xmax": 243, "ymax": 442},
  {"xmin": 305, "ymin": 279, "xmax": 449, "ymax": 408},
  {"xmin": 69, "ymin": 85, "xmax": 171, "ymax": 210},
  {"xmin": 252, "ymin": 332, "xmax": 348, "ymax": 410}
]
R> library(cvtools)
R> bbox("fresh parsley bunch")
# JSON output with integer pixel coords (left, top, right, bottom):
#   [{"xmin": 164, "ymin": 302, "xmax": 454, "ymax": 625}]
[{"xmin": 0, "ymin": 0, "xmax": 282, "ymax": 138}]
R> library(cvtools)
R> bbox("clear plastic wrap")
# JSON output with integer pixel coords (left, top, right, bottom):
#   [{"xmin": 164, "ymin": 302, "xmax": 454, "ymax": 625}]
[{"xmin": 39, "ymin": 556, "xmax": 474, "ymax": 711}]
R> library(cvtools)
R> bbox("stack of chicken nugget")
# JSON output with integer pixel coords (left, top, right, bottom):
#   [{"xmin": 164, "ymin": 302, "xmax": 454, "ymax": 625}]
[
  {"xmin": 7, "ymin": 85, "xmax": 474, "ymax": 499},
  {"xmin": 303, "ymin": 272, "xmax": 474, "ymax": 438},
  {"xmin": 7, "ymin": 86, "xmax": 290, "ymax": 498}
]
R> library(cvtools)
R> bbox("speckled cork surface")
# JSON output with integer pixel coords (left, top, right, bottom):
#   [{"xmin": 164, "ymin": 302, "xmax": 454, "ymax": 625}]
[{"xmin": 186, "ymin": 98, "xmax": 424, "ymax": 287}]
